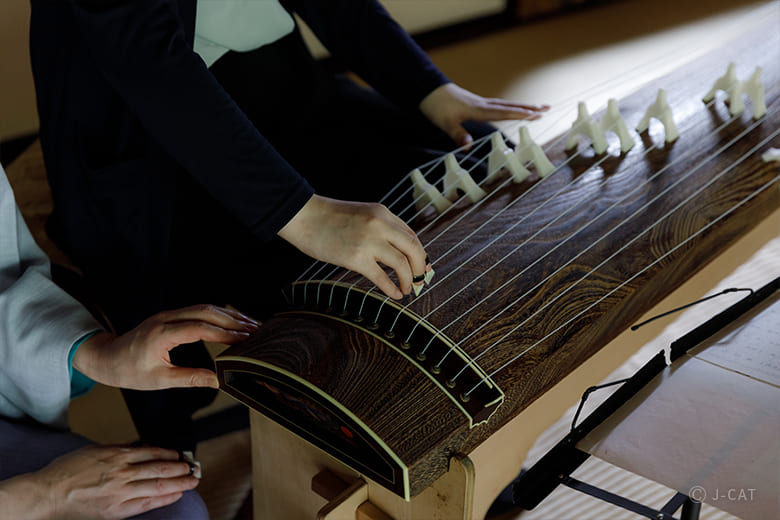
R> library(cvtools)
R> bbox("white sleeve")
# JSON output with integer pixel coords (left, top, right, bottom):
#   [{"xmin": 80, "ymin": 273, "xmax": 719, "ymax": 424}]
[{"xmin": 0, "ymin": 165, "xmax": 103, "ymax": 427}]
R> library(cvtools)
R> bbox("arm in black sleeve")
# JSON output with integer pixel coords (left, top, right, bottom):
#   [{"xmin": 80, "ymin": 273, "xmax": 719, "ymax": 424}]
[
  {"xmin": 284, "ymin": 0, "xmax": 450, "ymax": 109},
  {"xmin": 68, "ymin": 0, "xmax": 313, "ymax": 242}
]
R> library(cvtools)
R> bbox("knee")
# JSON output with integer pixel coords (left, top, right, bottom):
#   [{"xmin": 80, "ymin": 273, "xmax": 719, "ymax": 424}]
[
  {"xmin": 134, "ymin": 490, "xmax": 209, "ymax": 520},
  {"xmin": 166, "ymin": 490, "xmax": 209, "ymax": 520}
]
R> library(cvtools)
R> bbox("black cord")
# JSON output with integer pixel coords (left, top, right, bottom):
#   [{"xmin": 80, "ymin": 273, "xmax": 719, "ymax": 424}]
[
  {"xmin": 630, "ymin": 287, "xmax": 754, "ymax": 331},
  {"xmin": 571, "ymin": 378, "xmax": 631, "ymax": 431},
  {"xmin": 572, "ymin": 287, "xmax": 755, "ymax": 430}
]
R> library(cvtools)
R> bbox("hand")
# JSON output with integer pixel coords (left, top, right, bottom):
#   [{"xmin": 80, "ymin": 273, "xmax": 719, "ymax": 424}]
[
  {"xmin": 419, "ymin": 83, "xmax": 550, "ymax": 148},
  {"xmin": 278, "ymin": 195, "xmax": 427, "ymax": 299},
  {"xmin": 73, "ymin": 305, "xmax": 259, "ymax": 390},
  {"xmin": 33, "ymin": 445, "xmax": 198, "ymax": 520}
]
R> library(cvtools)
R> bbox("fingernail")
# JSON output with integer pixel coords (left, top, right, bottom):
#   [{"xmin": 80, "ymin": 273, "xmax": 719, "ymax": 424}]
[
  {"xmin": 180, "ymin": 451, "xmax": 203, "ymax": 479},
  {"xmin": 238, "ymin": 313, "xmax": 260, "ymax": 325},
  {"xmin": 200, "ymin": 374, "xmax": 219, "ymax": 388}
]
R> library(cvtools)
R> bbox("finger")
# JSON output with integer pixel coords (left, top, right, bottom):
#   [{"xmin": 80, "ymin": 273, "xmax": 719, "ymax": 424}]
[
  {"xmin": 118, "ymin": 492, "xmax": 184, "ymax": 519},
  {"xmin": 476, "ymin": 104, "xmax": 544, "ymax": 122},
  {"xmin": 386, "ymin": 234, "xmax": 426, "ymax": 288},
  {"xmin": 446, "ymin": 123, "xmax": 473, "ymax": 148},
  {"xmin": 363, "ymin": 263, "xmax": 402, "ymax": 300},
  {"xmin": 155, "ymin": 367, "xmax": 220, "ymax": 389},
  {"xmin": 217, "ymin": 306, "xmax": 261, "ymax": 325},
  {"xmin": 117, "ymin": 446, "xmax": 181, "ymax": 464},
  {"xmin": 378, "ymin": 244, "xmax": 413, "ymax": 295},
  {"xmin": 159, "ymin": 304, "xmax": 259, "ymax": 330},
  {"xmin": 485, "ymin": 99, "xmax": 550, "ymax": 112},
  {"xmin": 383, "ymin": 213, "xmax": 427, "ymax": 278},
  {"xmin": 161, "ymin": 320, "xmax": 252, "ymax": 347},
  {"xmin": 124, "ymin": 460, "xmax": 194, "ymax": 481},
  {"xmin": 129, "ymin": 475, "xmax": 200, "ymax": 497}
]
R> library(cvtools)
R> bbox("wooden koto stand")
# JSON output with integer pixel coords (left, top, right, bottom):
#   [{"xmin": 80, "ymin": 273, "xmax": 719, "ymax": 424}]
[{"xmin": 216, "ymin": 13, "xmax": 779, "ymax": 520}]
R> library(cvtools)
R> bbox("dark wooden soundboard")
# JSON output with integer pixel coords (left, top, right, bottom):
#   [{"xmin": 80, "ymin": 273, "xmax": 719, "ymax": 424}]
[{"xmin": 217, "ymin": 15, "xmax": 779, "ymax": 500}]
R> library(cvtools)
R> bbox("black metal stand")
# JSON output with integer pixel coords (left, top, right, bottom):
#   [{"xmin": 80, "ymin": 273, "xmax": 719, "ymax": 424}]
[
  {"xmin": 680, "ymin": 497, "xmax": 702, "ymax": 520},
  {"xmin": 513, "ymin": 276, "xmax": 779, "ymax": 520},
  {"xmin": 560, "ymin": 476, "xmax": 695, "ymax": 520}
]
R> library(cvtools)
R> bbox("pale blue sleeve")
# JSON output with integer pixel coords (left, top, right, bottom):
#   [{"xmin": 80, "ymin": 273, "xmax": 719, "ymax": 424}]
[{"xmin": 0, "ymin": 165, "xmax": 103, "ymax": 427}]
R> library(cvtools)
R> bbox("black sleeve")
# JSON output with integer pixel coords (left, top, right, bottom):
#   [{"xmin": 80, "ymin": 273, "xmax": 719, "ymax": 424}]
[
  {"xmin": 284, "ymin": 0, "xmax": 451, "ymax": 109},
  {"xmin": 68, "ymin": 0, "xmax": 314, "ymax": 242}
]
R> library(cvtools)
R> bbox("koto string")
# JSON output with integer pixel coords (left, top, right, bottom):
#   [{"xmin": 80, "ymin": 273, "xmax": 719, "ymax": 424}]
[
  {"xmin": 308, "ymin": 103, "xmax": 591, "ymax": 306},
  {"xmin": 423, "ymin": 106, "xmax": 751, "ymax": 362},
  {"xmin": 290, "ymin": 3, "xmax": 773, "ymax": 300},
  {"xmin": 443, "ymin": 117, "xmax": 769, "ymax": 377},
  {"xmin": 397, "ymin": 97, "xmax": 729, "ymax": 342},
  {"xmin": 459, "ymin": 129, "xmax": 779, "ymax": 395},
  {"xmin": 300, "ymin": 86, "xmax": 659, "ymax": 298},
  {"xmin": 312, "ymin": 110, "xmax": 580, "ymax": 309},
  {"xmin": 351, "ymin": 110, "xmax": 603, "ymax": 316},
  {"xmin": 316, "ymin": 140, "xmax": 502, "ymax": 305},
  {"xmin": 295, "ymin": 88, "xmax": 632, "ymax": 290},
  {"xmin": 294, "ymin": 131, "xmax": 494, "ymax": 288},
  {"xmin": 392, "ymin": 118, "xmax": 637, "ymax": 337},
  {"xmin": 308, "ymin": 0, "xmax": 766, "ymax": 264},
  {"xmin": 347, "ymin": 125, "xmax": 572, "ymax": 313},
  {"xmin": 296, "ymin": 135, "xmax": 492, "ymax": 302},
  {"xmin": 390, "ymin": 24, "xmax": 778, "ymax": 340},
  {"xmin": 467, "ymin": 171, "xmax": 780, "ymax": 397},
  {"xmin": 290, "ymin": 2, "xmax": 770, "ymax": 290},
  {"xmin": 290, "ymin": 2, "xmax": 773, "ymax": 292},
  {"xmin": 344, "ymin": 101, "xmax": 642, "ymax": 313},
  {"xmin": 297, "ymin": 97, "xmax": 691, "ymax": 300},
  {"xmin": 293, "ymin": 54, "xmax": 707, "ymax": 291}
]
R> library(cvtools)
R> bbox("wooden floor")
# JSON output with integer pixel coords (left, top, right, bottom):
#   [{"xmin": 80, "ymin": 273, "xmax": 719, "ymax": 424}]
[{"xmin": 4, "ymin": 0, "xmax": 775, "ymax": 519}]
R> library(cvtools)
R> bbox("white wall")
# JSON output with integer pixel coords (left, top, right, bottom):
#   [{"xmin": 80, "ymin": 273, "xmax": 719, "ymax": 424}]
[
  {"xmin": 381, "ymin": 0, "xmax": 506, "ymax": 33},
  {"xmin": 301, "ymin": 0, "xmax": 507, "ymax": 57}
]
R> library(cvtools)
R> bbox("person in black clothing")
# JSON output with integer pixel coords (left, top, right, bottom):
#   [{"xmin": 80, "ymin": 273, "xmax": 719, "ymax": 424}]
[{"xmin": 29, "ymin": 0, "xmax": 548, "ymax": 451}]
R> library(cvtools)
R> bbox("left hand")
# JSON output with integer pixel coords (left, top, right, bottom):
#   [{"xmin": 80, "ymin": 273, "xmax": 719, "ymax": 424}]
[
  {"xmin": 31, "ymin": 445, "xmax": 199, "ymax": 520},
  {"xmin": 419, "ymin": 83, "xmax": 549, "ymax": 148},
  {"xmin": 73, "ymin": 305, "xmax": 260, "ymax": 390},
  {"xmin": 33, "ymin": 445, "xmax": 199, "ymax": 520}
]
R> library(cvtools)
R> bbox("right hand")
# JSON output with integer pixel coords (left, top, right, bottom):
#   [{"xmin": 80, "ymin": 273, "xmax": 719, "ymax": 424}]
[
  {"xmin": 278, "ymin": 195, "xmax": 427, "ymax": 299},
  {"xmin": 33, "ymin": 445, "xmax": 199, "ymax": 519}
]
